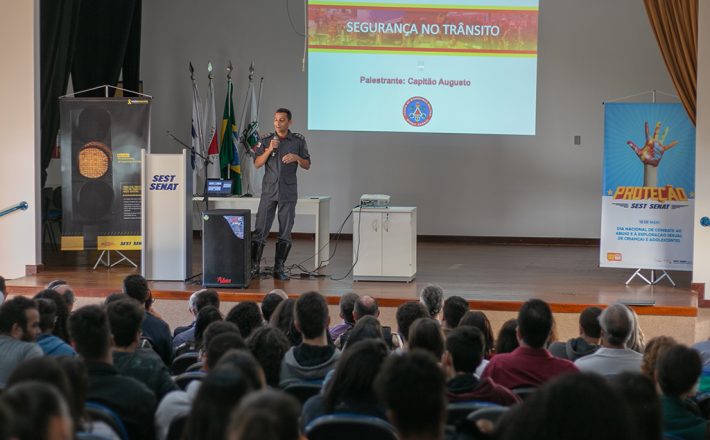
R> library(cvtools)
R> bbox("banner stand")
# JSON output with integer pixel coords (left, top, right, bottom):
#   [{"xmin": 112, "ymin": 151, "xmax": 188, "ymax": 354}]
[
  {"xmin": 93, "ymin": 250, "xmax": 138, "ymax": 269},
  {"xmin": 625, "ymin": 268, "xmax": 676, "ymax": 287}
]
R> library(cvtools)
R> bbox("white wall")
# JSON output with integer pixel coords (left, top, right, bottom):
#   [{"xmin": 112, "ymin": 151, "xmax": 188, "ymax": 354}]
[
  {"xmin": 141, "ymin": 0, "xmax": 673, "ymax": 237},
  {"xmin": 0, "ymin": 1, "xmax": 40, "ymax": 279},
  {"xmin": 693, "ymin": 0, "xmax": 710, "ymax": 289}
]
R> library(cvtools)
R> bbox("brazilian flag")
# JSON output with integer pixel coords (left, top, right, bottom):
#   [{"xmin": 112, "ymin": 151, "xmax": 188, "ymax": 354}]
[{"xmin": 219, "ymin": 80, "xmax": 241, "ymax": 195}]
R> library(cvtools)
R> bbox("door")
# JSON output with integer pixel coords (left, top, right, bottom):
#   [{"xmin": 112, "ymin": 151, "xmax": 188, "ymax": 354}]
[
  {"xmin": 381, "ymin": 211, "xmax": 413, "ymax": 277},
  {"xmin": 353, "ymin": 210, "xmax": 382, "ymax": 276}
]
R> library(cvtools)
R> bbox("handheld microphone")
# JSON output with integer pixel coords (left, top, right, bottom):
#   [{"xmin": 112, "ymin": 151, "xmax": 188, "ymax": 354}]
[{"xmin": 271, "ymin": 134, "xmax": 280, "ymax": 157}]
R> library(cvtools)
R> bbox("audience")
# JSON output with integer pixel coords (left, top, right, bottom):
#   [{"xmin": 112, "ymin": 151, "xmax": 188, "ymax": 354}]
[
  {"xmin": 692, "ymin": 334, "xmax": 710, "ymax": 367},
  {"xmin": 227, "ymin": 389, "xmax": 302, "ymax": 440},
  {"xmin": 657, "ymin": 344, "xmax": 707, "ymax": 440},
  {"xmin": 192, "ymin": 305, "xmax": 224, "ymax": 351},
  {"xmin": 262, "ymin": 289, "xmax": 288, "ymax": 323},
  {"xmin": 46, "ymin": 279, "xmax": 76, "ymax": 313},
  {"xmin": 344, "ymin": 315, "xmax": 386, "ymax": 349},
  {"xmin": 458, "ymin": 310, "xmax": 494, "ymax": 375},
  {"xmin": 247, "ymin": 326, "xmax": 291, "ymax": 388},
  {"xmin": 420, "ymin": 284, "xmax": 444, "ymax": 319},
  {"xmin": 0, "ymin": 296, "xmax": 42, "ymax": 385},
  {"xmin": 215, "ymin": 349, "xmax": 267, "ymax": 389},
  {"xmin": 495, "ymin": 318, "xmax": 519, "ymax": 354},
  {"xmin": 395, "ymin": 301, "xmax": 429, "ymax": 348},
  {"xmin": 408, "ymin": 317, "xmax": 445, "ymax": 360},
  {"xmin": 575, "ymin": 304, "xmax": 643, "ymax": 376},
  {"xmin": 172, "ymin": 288, "xmax": 220, "ymax": 349},
  {"xmin": 627, "ymin": 308, "xmax": 646, "ymax": 353},
  {"xmin": 482, "ymin": 299, "xmax": 578, "ymax": 389},
  {"xmin": 106, "ymin": 298, "xmax": 178, "ymax": 400},
  {"xmin": 123, "ymin": 274, "xmax": 173, "ymax": 365},
  {"xmin": 329, "ymin": 292, "xmax": 359, "ymax": 341},
  {"xmin": 34, "ymin": 297, "xmax": 75, "ymax": 357},
  {"xmin": 226, "ymin": 301, "xmax": 264, "ymax": 339},
  {"xmin": 0, "ymin": 382, "xmax": 74, "ymax": 440},
  {"xmin": 68, "ymin": 305, "xmax": 156, "ymax": 440},
  {"xmin": 336, "ymin": 295, "xmax": 380, "ymax": 348},
  {"xmin": 269, "ymin": 298, "xmax": 302, "ymax": 346},
  {"xmin": 34, "ymin": 288, "xmax": 71, "ymax": 343},
  {"xmin": 641, "ymin": 335, "xmax": 677, "ymax": 384},
  {"xmin": 443, "ymin": 326, "xmax": 519, "ymax": 405},
  {"xmin": 610, "ymin": 372, "xmax": 663, "ymax": 440},
  {"xmin": 280, "ymin": 291, "xmax": 340, "ymax": 387},
  {"xmin": 442, "ymin": 296, "xmax": 469, "ymax": 333},
  {"xmin": 548, "ymin": 306, "xmax": 601, "ymax": 361},
  {"xmin": 376, "ymin": 350, "xmax": 447, "ymax": 440}
]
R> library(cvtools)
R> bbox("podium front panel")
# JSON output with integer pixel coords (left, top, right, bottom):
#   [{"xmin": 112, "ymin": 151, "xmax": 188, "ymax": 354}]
[{"xmin": 202, "ymin": 209, "xmax": 251, "ymax": 288}]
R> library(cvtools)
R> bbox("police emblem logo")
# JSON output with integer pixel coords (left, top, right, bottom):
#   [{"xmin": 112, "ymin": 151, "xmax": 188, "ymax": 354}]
[{"xmin": 403, "ymin": 97, "xmax": 433, "ymax": 127}]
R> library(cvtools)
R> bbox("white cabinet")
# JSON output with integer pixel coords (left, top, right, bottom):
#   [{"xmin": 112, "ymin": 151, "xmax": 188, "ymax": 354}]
[{"xmin": 352, "ymin": 207, "xmax": 416, "ymax": 282}]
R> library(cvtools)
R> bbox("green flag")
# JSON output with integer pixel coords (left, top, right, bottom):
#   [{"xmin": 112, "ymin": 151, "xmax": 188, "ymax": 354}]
[{"xmin": 219, "ymin": 80, "xmax": 241, "ymax": 195}]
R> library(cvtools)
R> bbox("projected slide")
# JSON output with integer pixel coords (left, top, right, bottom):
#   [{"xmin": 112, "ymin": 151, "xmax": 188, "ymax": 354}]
[{"xmin": 307, "ymin": 0, "xmax": 539, "ymax": 135}]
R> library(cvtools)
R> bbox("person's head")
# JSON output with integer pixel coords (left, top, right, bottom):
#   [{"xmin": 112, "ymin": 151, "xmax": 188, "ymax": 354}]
[
  {"xmin": 103, "ymin": 292, "xmax": 129, "ymax": 305},
  {"xmin": 106, "ymin": 298, "xmax": 145, "ymax": 349},
  {"xmin": 325, "ymin": 339, "xmax": 389, "ymax": 413},
  {"xmin": 215, "ymin": 349, "xmax": 266, "ymax": 389},
  {"xmin": 375, "ymin": 350, "xmax": 447, "ymax": 439},
  {"xmin": 420, "ymin": 285, "xmax": 444, "ymax": 319},
  {"xmin": 0, "ymin": 382, "xmax": 73, "ymax": 440},
  {"xmin": 657, "ymin": 344, "xmax": 702, "ymax": 398},
  {"xmin": 122, "ymin": 274, "xmax": 151, "ymax": 308},
  {"xmin": 36, "ymin": 298, "xmax": 58, "ymax": 333},
  {"xmin": 34, "ymin": 289, "xmax": 70, "ymax": 342},
  {"xmin": 442, "ymin": 296, "xmax": 468, "ymax": 329},
  {"xmin": 641, "ymin": 336, "xmax": 676, "ymax": 383},
  {"xmin": 495, "ymin": 319, "xmax": 519, "ymax": 354},
  {"xmin": 269, "ymin": 298, "xmax": 301, "ymax": 346},
  {"xmin": 458, "ymin": 311, "xmax": 494, "ymax": 358},
  {"xmin": 345, "ymin": 315, "xmax": 385, "ymax": 349},
  {"xmin": 354, "ymin": 295, "xmax": 379, "ymax": 320},
  {"xmin": 202, "ymin": 320, "xmax": 241, "ymax": 351},
  {"xmin": 226, "ymin": 302, "xmax": 264, "ymax": 339},
  {"xmin": 261, "ymin": 292, "xmax": 286, "ymax": 323},
  {"xmin": 294, "ymin": 291, "xmax": 329, "ymax": 341},
  {"xmin": 246, "ymin": 326, "xmax": 290, "ymax": 388},
  {"xmin": 0, "ymin": 296, "xmax": 40, "ymax": 342},
  {"xmin": 517, "ymin": 299, "xmax": 553, "ymax": 349},
  {"xmin": 338, "ymin": 292, "xmax": 359, "ymax": 325},
  {"xmin": 274, "ymin": 108, "xmax": 293, "ymax": 134},
  {"xmin": 598, "ymin": 304, "xmax": 634, "ymax": 348},
  {"xmin": 51, "ymin": 285, "xmax": 75, "ymax": 314},
  {"xmin": 68, "ymin": 305, "xmax": 111, "ymax": 361},
  {"xmin": 182, "ymin": 368, "xmax": 254, "ymax": 440},
  {"xmin": 626, "ymin": 308, "xmax": 645, "ymax": 353},
  {"xmin": 396, "ymin": 301, "xmax": 429, "ymax": 343},
  {"xmin": 54, "ymin": 357, "xmax": 88, "ymax": 426},
  {"xmin": 497, "ymin": 373, "xmax": 634, "ymax": 440},
  {"xmin": 445, "ymin": 326, "xmax": 485, "ymax": 375},
  {"xmin": 610, "ymin": 373, "xmax": 662, "ymax": 440},
  {"xmin": 195, "ymin": 305, "xmax": 224, "ymax": 349},
  {"xmin": 227, "ymin": 390, "xmax": 301, "ymax": 440},
  {"xmin": 205, "ymin": 331, "xmax": 247, "ymax": 371},
  {"xmin": 194, "ymin": 289, "xmax": 220, "ymax": 314},
  {"xmin": 578, "ymin": 306, "xmax": 602, "ymax": 340},
  {"xmin": 408, "ymin": 318, "xmax": 445, "ymax": 360}
]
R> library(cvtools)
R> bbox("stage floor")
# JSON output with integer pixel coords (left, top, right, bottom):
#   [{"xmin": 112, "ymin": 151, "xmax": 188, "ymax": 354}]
[{"xmin": 8, "ymin": 238, "xmax": 697, "ymax": 316}]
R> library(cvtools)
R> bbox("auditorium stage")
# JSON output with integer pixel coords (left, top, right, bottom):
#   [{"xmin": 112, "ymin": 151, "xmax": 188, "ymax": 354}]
[{"xmin": 7, "ymin": 238, "xmax": 698, "ymax": 318}]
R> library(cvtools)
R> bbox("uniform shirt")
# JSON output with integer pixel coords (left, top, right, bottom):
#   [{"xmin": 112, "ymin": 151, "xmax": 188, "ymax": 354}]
[
  {"xmin": 481, "ymin": 346, "xmax": 579, "ymax": 389},
  {"xmin": 0, "ymin": 335, "xmax": 43, "ymax": 385},
  {"xmin": 253, "ymin": 131, "xmax": 310, "ymax": 202}
]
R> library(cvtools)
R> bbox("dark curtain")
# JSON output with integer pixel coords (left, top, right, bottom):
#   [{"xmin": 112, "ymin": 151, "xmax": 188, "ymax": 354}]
[
  {"xmin": 40, "ymin": 0, "xmax": 81, "ymax": 188},
  {"xmin": 71, "ymin": 0, "xmax": 142, "ymax": 97}
]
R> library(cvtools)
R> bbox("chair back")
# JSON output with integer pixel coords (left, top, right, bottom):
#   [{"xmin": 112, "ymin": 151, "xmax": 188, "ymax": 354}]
[
  {"xmin": 283, "ymin": 381, "xmax": 323, "ymax": 404},
  {"xmin": 447, "ymin": 401, "xmax": 501, "ymax": 427},
  {"xmin": 305, "ymin": 414, "xmax": 398, "ymax": 440},
  {"xmin": 174, "ymin": 371, "xmax": 206, "ymax": 390},
  {"xmin": 171, "ymin": 351, "xmax": 199, "ymax": 375},
  {"xmin": 511, "ymin": 387, "xmax": 537, "ymax": 401},
  {"xmin": 85, "ymin": 401, "xmax": 129, "ymax": 440},
  {"xmin": 466, "ymin": 406, "xmax": 509, "ymax": 426}
]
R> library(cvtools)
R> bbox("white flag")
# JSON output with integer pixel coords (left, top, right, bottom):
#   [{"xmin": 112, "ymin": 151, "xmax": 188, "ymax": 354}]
[
  {"xmin": 204, "ymin": 71, "xmax": 220, "ymax": 179},
  {"xmin": 238, "ymin": 79, "xmax": 264, "ymax": 196},
  {"xmin": 191, "ymin": 76, "xmax": 205, "ymax": 194}
]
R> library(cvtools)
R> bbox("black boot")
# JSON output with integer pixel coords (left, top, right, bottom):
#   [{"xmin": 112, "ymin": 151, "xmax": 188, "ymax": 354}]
[
  {"xmin": 273, "ymin": 241, "xmax": 292, "ymax": 281},
  {"xmin": 250, "ymin": 241, "xmax": 265, "ymax": 278}
]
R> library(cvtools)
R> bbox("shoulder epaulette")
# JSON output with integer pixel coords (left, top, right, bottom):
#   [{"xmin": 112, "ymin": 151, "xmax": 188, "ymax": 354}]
[
  {"xmin": 292, "ymin": 133, "xmax": 305, "ymax": 140},
  {"xmin": 261, "ymin": 132, "xmax": 274, "ymax": 142}
]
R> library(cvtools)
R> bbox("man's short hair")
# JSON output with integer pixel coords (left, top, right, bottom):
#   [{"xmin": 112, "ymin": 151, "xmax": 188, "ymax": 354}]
[
  {"xmin": 354, "ymin": 296, "xmax": 378, "ymax": 319},
  {"xmin": 106, "ymin": 299, "xmax": 145, "ymax": 348},
  {"xmin": 275, "ymin": 108, "xmax": 292, "ymax": 120},
  {"xmin": 194, "ymin": 289, "xmax": 220, "ymax": 313},
  {"xmin": 396, "ymin": 301, "xmax": 429, "ymax": 342},
  {"xmin": 68, "ymin": 305, "xmax": 110, "ymax": 360},
  {"xmin": 206, "ymin": 333, "xmax": 247, "ymax": 370},
  {"xmin": 442, "ymin": 296, "xmax": 468, "ymax": 328},
  {"xmin": 420, "ymin": 285, "xmax": 444, "ymax": 318},
  {"xmin": 599, "ymin": 304, "xmax": 634, "ymax": 346},
  {"xmin": 408, "ymin": 318, "xmax": 445, "ymax": 359},
  {"xmin": 261, "ymin": 293, "xmax": 286, "ymax": 323},
  {"xmin": 446, "ymin": 326, "xmax": 484, "ymax": 373},
  {"xmin": 517, "ymin": 299, "xmax": 553, "ymax": 348},
  {"xmin": 579, "ymin": 306, "xmax": 603, "ymax": 339},
  {"xmin": 0, "ymin": 296, "xmax": 37, "ymax": 334},
  {"xmin": 657, "ymin": 344, "xmax": 702, "ymax": 398},
  {"xmin": 195, "ymin": 306, "xmax": 224, "ymax": 347},
  {"xmin": 338, "ymin": 292, "xmax": 359, "ymax": 324},
  {"xmin": 294, "ymin": 292, "xmax": 329, "ymax": 339},
  {"xmin": 122, "ymin": 274, "xmax": 150, "ymax": 305},
  {"xmin": 226, "ymin": 302, "xmax": 264, "ymax": 339},
  {"xmin": 203, "ymin": 320, "xmax": 241, "ymax": 351},
  {"xmin": 375, "ymin": 350, "xmax": 447, "ymax": 438},
  {"xmin": 36, "ymin": 298, "xmax": 57, "ymax": 333}
]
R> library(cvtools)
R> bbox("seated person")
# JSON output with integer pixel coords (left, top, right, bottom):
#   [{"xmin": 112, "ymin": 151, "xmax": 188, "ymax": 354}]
[
  {"xmin": 657, "ymin": 344, "xmax": 708, "ymax": 440},
  {"xmin": 548, "ymin": 306, "xmax": 601, "ymax": 361},
  {"xmin": 336, "ymin": 295, "xmax": 380, "ymax": 349},
  {"xmin": 329, "ymin": 292, "xmax": 358, "ymax": 342},
  {"xmin": 420, "ymin": 285, "xmax": 444, "ymax": 319},
  {"xmin": 279, "ymin": 292, "xmax": 341, "ymax": 387},
  {"xmin": 0, "ymin": 296, "xmax": 43, "ymax": 386},
  {"xmin": 395, "ymin": 301, "xmax": 429, "ymax": 350},
  {"xmin": 261, "ymin": 289, "xmax": 288, "ymax": 323},
  {"xmin": 173, "ymin": 289, "xmax": 220, "ymax": 349},
  {"xmin": 226, "ymin": 302, "xmax": 264, "ymax": 339},
  {"xmin": 482, "ymin": 299, "xmax": 578, "ymax": 389},
  {"xmin": 444, "ymin": 326, "xmax": 519, "ymax": 405},
  {"xmin": 442, "ymin": 296, "xmax": 469, "ymax": 334},
  {"xmin": 35, "ymin": 298, "xmax": 75, "ymax": 357},
  {"xmin": 123, "ymin": 274, "xmax": 173, "ymax": 365}
]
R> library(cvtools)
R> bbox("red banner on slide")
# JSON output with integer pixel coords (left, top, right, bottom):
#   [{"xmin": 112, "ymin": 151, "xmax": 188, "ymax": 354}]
[{"xmin": 308, "ymin": 3, "xmax": 538, "ymax": 56}]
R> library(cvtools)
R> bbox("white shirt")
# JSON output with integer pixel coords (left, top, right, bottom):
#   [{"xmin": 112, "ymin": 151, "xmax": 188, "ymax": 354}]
[{"xmin": 574, "ymin": 347, "xmax": 642, "ymax": 376}]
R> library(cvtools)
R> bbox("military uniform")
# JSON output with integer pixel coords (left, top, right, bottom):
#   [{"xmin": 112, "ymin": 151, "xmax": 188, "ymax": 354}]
[{"xmin": 252, "ymin": 130, "xmax": 310, "ymax": 245}]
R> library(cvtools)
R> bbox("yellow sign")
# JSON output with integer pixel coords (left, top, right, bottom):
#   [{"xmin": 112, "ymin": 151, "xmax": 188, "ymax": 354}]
[
  {"xmin": 97, "ymin": 235, "xmax": 142, "ymax": 250},
  {"xmin": 61, "ymin": 236, "xmax": 85, "ymax": 251}
]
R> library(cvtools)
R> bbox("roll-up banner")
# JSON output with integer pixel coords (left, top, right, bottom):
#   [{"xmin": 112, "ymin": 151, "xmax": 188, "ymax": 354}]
[
  {"xmin": 600, "ymin": 103, "xmax": 695, "ymax": 271},
  {"xmin": 59, "ymin": 97, "xmax": 151, "ymax": 251}
]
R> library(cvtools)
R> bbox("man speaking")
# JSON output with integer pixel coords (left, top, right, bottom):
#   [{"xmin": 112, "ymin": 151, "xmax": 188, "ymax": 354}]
[{"xmin": 251, "ymin": 108, "xmax": 311, "ymax": 281}]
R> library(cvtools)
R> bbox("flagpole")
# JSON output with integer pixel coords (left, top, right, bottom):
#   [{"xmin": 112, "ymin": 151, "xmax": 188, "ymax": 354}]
[{"xmin": 226, "ymin": 61, "xmax": 233, "ymax": 181}]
